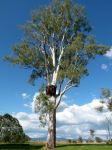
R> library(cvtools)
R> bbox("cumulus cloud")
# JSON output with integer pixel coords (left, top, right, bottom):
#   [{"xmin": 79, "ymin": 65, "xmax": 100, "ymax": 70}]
[
  {"xmin": 13, "ymin": 99, "xmax": 111, "ymax": 140},
  {"xmin": 57, "ymin": 99, "xmax": 105, "ymax": 126},
  {"xmin": 101, "ymin": 64, "xmax": 108, "ymax": 70},
  {"xmin": 13, "ymin": 112, "xmax": 47, "ymax": 138},
  {"xmin": 105, "ymin": 48, "xmax": 112, "ymax": 59}
]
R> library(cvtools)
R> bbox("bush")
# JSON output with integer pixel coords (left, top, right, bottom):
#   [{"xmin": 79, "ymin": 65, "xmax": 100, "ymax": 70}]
[{"xmin": 0, "ymin": 113, "xmax": 30, "ymax": 143}]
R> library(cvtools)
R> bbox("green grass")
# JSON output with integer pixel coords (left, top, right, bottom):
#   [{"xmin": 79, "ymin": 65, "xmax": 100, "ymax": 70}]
[
  {"xmin": 56, "ymin": 144, "xmax": 112, "ymax": 150},
  {"xmin": 0, "ymin": 144, "xmax": 112, "ymax": 150}
]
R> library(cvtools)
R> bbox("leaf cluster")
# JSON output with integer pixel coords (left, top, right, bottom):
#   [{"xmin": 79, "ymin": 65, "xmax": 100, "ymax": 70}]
[
  {"xmin": 34, "ymin": 87, "xmax": 55, "ymax": 126},
  {"xmin": 98, "ymin": 88, "xmax": 112, "ymax": 112}
]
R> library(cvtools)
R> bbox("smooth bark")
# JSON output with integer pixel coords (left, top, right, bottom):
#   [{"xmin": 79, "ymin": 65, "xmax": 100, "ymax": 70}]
[{"xmin": 46, "ymin": 109, "xmax": 56, "ymax": 149}]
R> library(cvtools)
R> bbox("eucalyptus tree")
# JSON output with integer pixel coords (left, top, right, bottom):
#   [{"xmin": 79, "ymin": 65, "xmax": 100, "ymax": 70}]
[{"xmin": 5, "ymin": 0, "xmax": 109, "ymax": 148}]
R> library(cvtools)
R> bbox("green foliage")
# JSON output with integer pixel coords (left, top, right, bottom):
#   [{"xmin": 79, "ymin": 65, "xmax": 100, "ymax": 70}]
[
  {"xmin": 108, "ymin": 98, "xmax": 112, "ymax": 111},
  {"xmin": 102, "ymin": 88, "xmax": 111, "ymax": 98},
  {"xmin": 96, "ymin": 106, "xmax": 103, "ymax": 112},
  {"xmin": 0, "ymin": 114, "xmax": 29, "ymax": 143},
  {"xmin": 4, "ymin": 0, "xmax": 109, "ymax": 85},
  {"xmin": 101, "ymin": 88, "xmax": 112, "ymax": 112},
  {"xmin": 34, "ymin": 87, "xmax": 55, "ymax": 126}
]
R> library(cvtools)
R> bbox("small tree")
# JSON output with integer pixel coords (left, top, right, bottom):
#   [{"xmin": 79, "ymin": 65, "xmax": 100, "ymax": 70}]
[
  {"xmin": 89, "ymin": 129, "xmax": 95, "ymax": 142},
  {"xmin": 101, "ymin": 88, "xmax": 112, "ymax": 112},
  {"xmin": 101, "ymin": 88, "xmax": 112, "ymax": 143},
  {"xmin": 5, "ymin": 0, "xmax": 109, "ymax": 148},
  {"xmin": 68, "ymin": 139, "xmax": 72, "ymax": 143},
  {"xmin": 77, "ymin": 136, "xmax": 83, "ymax": 143},
  {"xmin": 96, "ymin": 88, "xmax": 112, "ymax": 143},
  {"xmin": 95, "ymin": 137, "xmax": 103, "ymax": 143}
]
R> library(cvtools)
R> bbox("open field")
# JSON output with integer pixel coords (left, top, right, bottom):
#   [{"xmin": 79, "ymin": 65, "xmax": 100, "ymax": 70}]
[
  {"xmin": 0, "ymin": 144, "xmax": 112, "ymax": 150},
  {"xmin": 56, "ymin": 144, "xmax": 112, "ymax": 150}
]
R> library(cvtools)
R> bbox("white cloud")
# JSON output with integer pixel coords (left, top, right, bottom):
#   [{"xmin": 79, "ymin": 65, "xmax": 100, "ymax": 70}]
[
  {"xmin": 101, "ymin": 64, "xmax": 108, "ymax": 70},
  {"xmin": 22, "ymin": 93, "xmax": 30, "ymax": 100},
  {"xmin": 57, "ymin": 101, "xmax": 68, "ymax": 112},
  {"xmin": 24, "ymin": 103, "xmax": 30, "ymax": 107},
  {"xmin": 105, "ymin": 48, "xmax": 112, "ymax": 59},
  {"xmin": 57, "ymin": 99, "xmax": 105, "ymax": 126},
  {"xmin": 22, "ymin": 92, "xmax": 40, "ymax": 112},
  {"xmin": 13, "ymin": 99, "xmax": 111, "ymax": 140},
  {"xmin": 13, "ymin": 112, "xmax": 47, "ymax": 138},
  {"xmin": 31, "ymin": 92, "xmax": 40, "ymax": 112}
]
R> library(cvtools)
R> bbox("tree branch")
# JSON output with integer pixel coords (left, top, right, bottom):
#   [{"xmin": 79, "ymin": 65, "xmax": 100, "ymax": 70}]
[
  {"xmin": 56, "ymin": 80, "xmax": 64, "ymax": 96},
  {"xmin": 50, "ymin": 46, "xmax": 55, "ymax": 67},
  {"xmin": 51, "ymin": 33, "xmax": 66, "ymax": 85},
  {"xmin": 55, "ymin": 80, "xmax": 76, "ymax": 108}
]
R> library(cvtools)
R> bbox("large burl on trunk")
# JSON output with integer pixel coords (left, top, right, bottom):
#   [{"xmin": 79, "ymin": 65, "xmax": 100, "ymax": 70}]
[
  {"xmin": 46, "ymin": 85, "xmax": 56, "ymax": 149},
  {"xmin": 46, "ymin": 85, "xmax": 56, "ymax": 97}
]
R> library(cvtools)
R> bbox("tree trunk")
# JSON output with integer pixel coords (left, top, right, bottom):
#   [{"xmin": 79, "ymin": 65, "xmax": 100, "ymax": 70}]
[{"xmin": 46, "ymin": 109, "xmax": 56, "ymax": 149}]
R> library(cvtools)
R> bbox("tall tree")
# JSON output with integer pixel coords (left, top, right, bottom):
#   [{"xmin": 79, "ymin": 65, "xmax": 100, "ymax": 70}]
[{"xmin": 5, "ymin": 0, "xmax": 109, "ymax": 148}]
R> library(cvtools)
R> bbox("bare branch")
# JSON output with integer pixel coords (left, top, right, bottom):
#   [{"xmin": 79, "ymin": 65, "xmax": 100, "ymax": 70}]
[
  {"xmin": 55, "ymin": 95, "xmax": 62, "ymax": 109},
  {"xmin": 58, "ymin": 80, "xmax": 64, "ymax": 95},
  {"xmin": 55, "ymin": 80, "xmax": 76, "ymax": 108},
  {"xmin": 61, "ymin": 82, "xmax": 76, "ymax": 96}
]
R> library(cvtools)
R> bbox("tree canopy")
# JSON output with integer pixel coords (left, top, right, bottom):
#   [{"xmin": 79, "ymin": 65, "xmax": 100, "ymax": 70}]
[{"xmin": 5, "ymin": 0, "xmax": 109, "ymax": 87}]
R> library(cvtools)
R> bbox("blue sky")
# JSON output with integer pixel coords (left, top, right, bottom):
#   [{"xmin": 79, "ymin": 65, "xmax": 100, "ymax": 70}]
[{"xmin": 0, "ymin": 0, "xmax": 112, "ymax": 115}]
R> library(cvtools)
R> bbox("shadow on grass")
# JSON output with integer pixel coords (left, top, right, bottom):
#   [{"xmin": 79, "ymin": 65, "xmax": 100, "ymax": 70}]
[
  {"xmin": 56, "ymin": 144, "xmax": 82, "ymax": 148},
  {"xmin": 0, "ymin": 144, "xmax": 43, "ymax": 149}
]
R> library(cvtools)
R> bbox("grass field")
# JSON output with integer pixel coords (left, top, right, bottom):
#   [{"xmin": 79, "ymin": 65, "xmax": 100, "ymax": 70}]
[
  {"xmin": 0, "ymin": 144, "xmax": 112, "ymax": 150},
  {"xmin": 56, "ymin": 144, "xmax": 112, "ymax": 150}
]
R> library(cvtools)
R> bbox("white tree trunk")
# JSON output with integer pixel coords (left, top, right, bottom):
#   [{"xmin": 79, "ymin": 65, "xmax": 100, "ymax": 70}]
[{"xmin": 46, "ymin": 109, "xmax": 56, "ymax": 149}]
